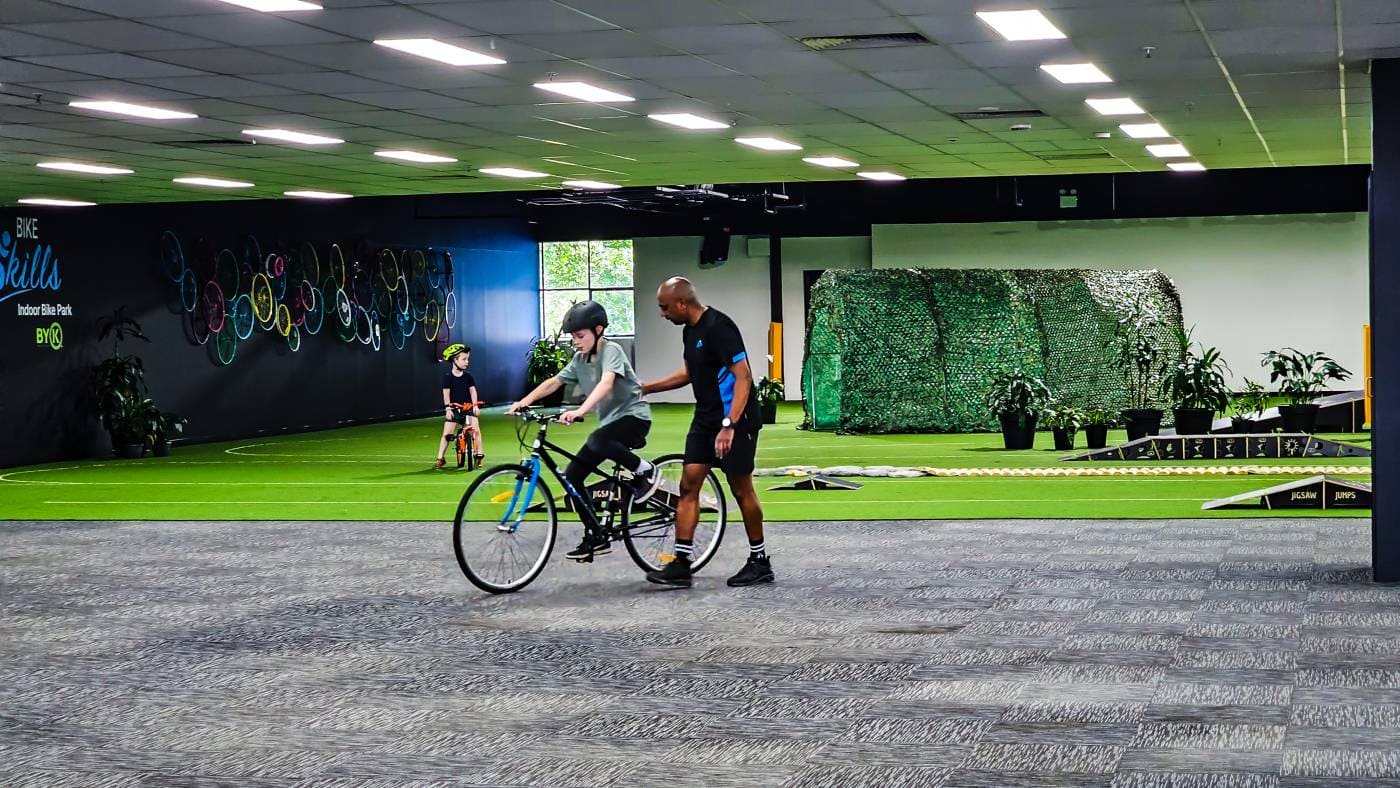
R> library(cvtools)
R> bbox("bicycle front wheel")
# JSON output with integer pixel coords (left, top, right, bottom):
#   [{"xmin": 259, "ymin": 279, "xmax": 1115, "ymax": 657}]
[
  {"xmin": 453, "ymin": 465, "xmax": 557, "ymax": 593},
  {"xmin": 622, "ymin": 453, "xmax": 727, "ymax": 574}
]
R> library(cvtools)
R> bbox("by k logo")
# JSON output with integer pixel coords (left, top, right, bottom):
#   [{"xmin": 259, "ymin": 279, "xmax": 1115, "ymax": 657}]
[{"xmin": 36, "ymin": 321, "xmax": 63, "ymax": 350}]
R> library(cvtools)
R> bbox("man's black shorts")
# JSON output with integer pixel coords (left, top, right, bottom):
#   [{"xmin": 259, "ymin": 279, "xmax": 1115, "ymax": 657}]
[{"xmin": 684, "ymin": 421, "xmax": 760, "ymax": 476}]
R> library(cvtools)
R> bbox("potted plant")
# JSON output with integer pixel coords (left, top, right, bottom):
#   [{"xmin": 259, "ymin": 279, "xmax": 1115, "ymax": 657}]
[
  {"xmin": 1041, "ymin": 403, "xmax": 1085, "ymax": 451},
  {"xmin": 1231, "ymin": 379, "xmax": 1271, "ymax": 434},
  {"xmin": 151, "ymin": 410, "xmax": 187, "ymax": 457},
  {"xmin": 756, "ymin": 376, "xmax": 783, "ymax": 425},
  {"xmin": 1163, "ymin": 329, "xmax": 1231, "ymax": 436},
  {"xmin": 1082, "ymin": 408, "xmax": 1117, "ymax": 449},
  {"xmin": 1105, "ymin": 296, "xmax": 1175, "ymax": 441},
  {"xmin": 524, "ymin": 337, "xmax": 572, "ymax": 407},
  {"xmin": 88, "ymin": 306, "xmax": 152, "ymax": 458},
  {"xmin": 1262, "ymin": 348, "xmax": 1351, "ymax": 433},
  {"xmin": 985, "ymin": 369, "xmax": 1051, "ymax": 450}
]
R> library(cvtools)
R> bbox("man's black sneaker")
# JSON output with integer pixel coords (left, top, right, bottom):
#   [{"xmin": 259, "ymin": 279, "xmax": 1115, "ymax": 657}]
[
  {"xmin": 646, "ymin": 558, "xmax": 692, "ymax": 588},
  {"xmin": 625, "ymin": 467, "xmax": 662, "ymax": 504},
  {"xmin": 565, "ymin": 531, "xmax": 611, "ymax": 561},
  {"xmin": 727, "ymin": 555, "xmax": 775, "ymax": 587}
]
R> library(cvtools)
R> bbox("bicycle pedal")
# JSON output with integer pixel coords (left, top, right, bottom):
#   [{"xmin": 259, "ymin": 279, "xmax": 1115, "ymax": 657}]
[{"xmin": 570, "ymin": 553, "xmax": 595, "ymax": 564}]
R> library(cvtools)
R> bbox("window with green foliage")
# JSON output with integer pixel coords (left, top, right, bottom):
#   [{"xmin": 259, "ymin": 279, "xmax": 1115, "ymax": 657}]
[{"xmin": 539, "ymin": 240, "xmax": 635, "ymax": 337}]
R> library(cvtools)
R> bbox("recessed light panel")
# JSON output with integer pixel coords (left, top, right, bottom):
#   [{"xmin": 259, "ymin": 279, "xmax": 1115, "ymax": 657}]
[
  {"xmin": 174, "ymin": 177, "xmax": 255, "ymax": 189},
  {"xmin": 373, "ymin": 39, "xmax": 506, "ymax": 66},
  {"xmin": 1042, "ymin": 63, "xmax": 1113, "ymax": 84},
  {"xmin": 69, "ymin": 100, "xmax": 196, "ymax": 120},
  {"xmin": 1147, "ymin": 143, "xmax": 1190, "ymax": 158},
  {"xmin": 857, "ymin": 171, "xmax": 907, "ymax": 181},
  {"xmin": 480, "ymin": 167, "xmax": 549, "ymax": 178},
  {"xmin": 533, "ymin": 82, "xmax": 634, "ymax": 102},
  {"xmin": 976, "ymin": 10, "xmax": 1066, "ymax": 41},
  {"xmin": 803, "ymin": 156, "xmax": 860, "ymax": 168},
  {"xmin": 1168, "ymin": 162, "xmax": 1206, "ymax": 172},
  {"xmin": 375, "ymin": 150, "xmax": 457, "ymax": 163},
  {"xmin": 736, "ymin": 137, "xmax": 802, "ymax": 151},
  {"xmin": 18, "ymin": 198, "xmax": 97, "ymax": 207},
  {"xmin": 562, "ymin": 180, "xmax": 621, "ymax": 190},
  {"xmin": 649, "ymin": 113, "xmax": 728, "ymax": 130},
  {"xmin": 242, "ymin": 129, "xmax": 344, "ymax": 145},
  {"xmin": 285, "ymin": 190, "xmax": 352, "ymax": 199},
  {"xmin": 1086, "ymin": 98, "xmax": 1146, "ymax": 116},
  {"xmin": 1119, "ymin": 122, "xmax": 1170, "ymax": 139},
  {"xmin": 37, "ymin": 161, "xmax": 133, "ymax": 175}
]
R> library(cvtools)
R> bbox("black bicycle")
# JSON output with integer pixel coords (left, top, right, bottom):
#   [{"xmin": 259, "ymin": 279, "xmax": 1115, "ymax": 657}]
[{"xmin": 452, "ymin": 408, "xmax": 728, "ymax": 593}]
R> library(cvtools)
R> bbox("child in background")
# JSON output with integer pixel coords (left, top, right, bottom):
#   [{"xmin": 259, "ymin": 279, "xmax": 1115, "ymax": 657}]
[{"xmin": 435, "ymin": 343, "xmax": 484, "ymax": 469}]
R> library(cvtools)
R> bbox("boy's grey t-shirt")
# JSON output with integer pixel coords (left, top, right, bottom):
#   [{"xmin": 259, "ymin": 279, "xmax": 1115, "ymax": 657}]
[{"xmin": 556, "ymin": 340, "xmax": 651, "ymax": 426}]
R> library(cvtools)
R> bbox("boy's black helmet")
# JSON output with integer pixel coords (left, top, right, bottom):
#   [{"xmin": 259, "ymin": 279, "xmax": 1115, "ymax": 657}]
[{"xmin": 561, "ymin": 300, "xmax": 608, "ymax": 333}]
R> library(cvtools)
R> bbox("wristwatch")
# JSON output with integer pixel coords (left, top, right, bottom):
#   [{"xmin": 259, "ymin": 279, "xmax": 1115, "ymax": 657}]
[{"xmin": 721, "ymin": 417, "xmax": 733, "ymax": 429}]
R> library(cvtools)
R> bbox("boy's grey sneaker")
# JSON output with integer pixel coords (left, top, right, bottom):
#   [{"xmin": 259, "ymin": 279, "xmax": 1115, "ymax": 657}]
[
  {"xmin": 727, "ymin": 556, "xmax": 775, "ymax": 587},
  {"xmin": 625, "ymin": 467, "xmax": 663, "ymax": 504}
]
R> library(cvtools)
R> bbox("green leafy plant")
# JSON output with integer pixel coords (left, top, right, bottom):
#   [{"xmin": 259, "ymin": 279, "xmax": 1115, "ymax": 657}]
[
  {"xmin": 756, "ymin": 376, "xmax": 784, "ymax": 407},
  {"xmin": 88, "ymin": 307, "xmax": 153, "ymax": 449},
  {"xmin": 1105, "ymin": 295, "xmax": 1175, "ymax": 410},
  {"xmin": 1164, "ymin": 327, "xmax": 1231, "ymax": 413},
  {"xmin": 1262, "ymin": 348, "xmax": 1351, "ymax": 406},
  {"xmin": 985, "ymin": 369, "xmax": 1052, "ymax": 426},
  {"xmin": 1232, "ymin": 379, "xmax": 1271, "ymax": 421},
  {"xmin": 1041, "ymin": 403, "xmax": 1085, "ymax": 431},
  {"xmin": 152, "ymin": 410, "xmax": 187, "ymax": 446},
  {"xmin": 525, "ymin": 337, "xmax": 572, "ymax": 386},
  {"xmin": 1082, "ymin": 408, "xmax": 1118, "ymax": 427}
]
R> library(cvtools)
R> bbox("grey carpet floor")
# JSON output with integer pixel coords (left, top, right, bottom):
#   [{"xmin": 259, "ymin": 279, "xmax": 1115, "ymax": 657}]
[{"xmin": 3, "ymin": 518, "xmax": 1400, "ymax": 787}]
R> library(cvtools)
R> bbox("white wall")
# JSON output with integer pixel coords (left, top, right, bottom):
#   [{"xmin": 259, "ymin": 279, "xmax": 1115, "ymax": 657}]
[
  {"xmin": 872, "ymin": 214, "xmax": 1369, "ymax": 388},
  {"xmin": 631, "ymin": 235, "xmax": 771, "ymax": 403}
]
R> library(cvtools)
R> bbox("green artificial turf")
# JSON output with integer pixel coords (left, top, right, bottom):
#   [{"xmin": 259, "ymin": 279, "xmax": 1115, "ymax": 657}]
[{"xmin": 0, "ymin": 404, "xmax": 1371, "ymax": 522}]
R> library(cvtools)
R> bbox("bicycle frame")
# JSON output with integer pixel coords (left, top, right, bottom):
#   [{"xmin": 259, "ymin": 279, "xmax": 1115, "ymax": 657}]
[{"xmin": 499, "ymin": 418, "xmax": 604, "ymax": 533}]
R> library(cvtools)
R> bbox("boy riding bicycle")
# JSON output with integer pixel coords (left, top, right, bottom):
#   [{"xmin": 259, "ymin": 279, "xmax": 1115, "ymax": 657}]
[
  {"xmin": 435, "ymin": 343, "xmax": 484, "ymax": 470},
  {"xmin": 509, "ymin": 300, "xmax": 660, "ymax": 560}
]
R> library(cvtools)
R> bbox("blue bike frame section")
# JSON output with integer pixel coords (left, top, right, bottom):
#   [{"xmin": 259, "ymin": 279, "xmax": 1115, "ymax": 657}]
[{"xmin": 500, "ymin": 456, "xmax": 542, "ymax": 532}]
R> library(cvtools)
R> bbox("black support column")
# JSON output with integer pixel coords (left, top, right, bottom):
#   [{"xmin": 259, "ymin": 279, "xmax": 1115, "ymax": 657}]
[{"xmin": 1372, "ymin": 58, "xmax": 1400, "ymax": 581}]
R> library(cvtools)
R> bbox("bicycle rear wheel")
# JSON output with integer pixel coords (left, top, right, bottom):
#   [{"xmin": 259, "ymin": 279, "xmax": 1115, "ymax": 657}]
[
  {"xmin": 454, "ymin": 464, "xmax": 558, "ymax": 594},
  {"xmin": 622, "ymin": 453, "xmax": 727, "ymax": 573}
]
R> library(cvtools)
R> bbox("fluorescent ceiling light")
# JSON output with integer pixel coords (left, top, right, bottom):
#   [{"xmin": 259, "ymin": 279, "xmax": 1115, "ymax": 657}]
[
  {"xmin": 174, "ymin": 177, "xmax": 254, "ymax": 189},
  {"xmin": 1041, "ymin": 63, "xmax": 1113, "ymax": 84},
  {"xmin": 69, "ymin": 100, "xmax": 196, "ymax": 120},
  {"xmin": 803, "ymin": 156, "xmax": 859, "ymax": 168},
  {"xmin": 857, "ymin": 171, "xmax": 906, "ymax": 181},
  {"xmin": 374, "ymin": 39, "xmax": 505, "ymax": 66},
  {"xmin": 533, "ymin": 81, "xmax": 634, "ymax": 103},
  {"xmin": 562, "ymin": 180, "xmax": 621, "ymax": 190},
  {"xmin": 1119, "ymin": 122, "xmax": 1170, "ymax": 139},
  {"xmin": 1085, "ymin": 97, "xmax": 1145, "ymax": 116},
  {"xmin": 1147, "ymin": 143, "xmax": 1190, "ymax": 158},
  {"xmin": 242, "ymin": 128, "xmax": 343, "ymax": 145},
  {"xmin": 480, "ymin": 167, "xmax": 549, "ymax": 178},
  {"xmin": 374, "ymin": 150, "xmax": 457, "ymax": 164},
  {"xmin": 285, "ymin": 190, "xmax": 352, "ymax": 199},
  {"xmin": 18, "ymin": 198, "xmax": 96, "ymax": 207},
  {"xmin": 649, "ymin": 113, "xmax": 728, "ymax": 130},
  {"xmin": 1168, "ymin": 162, "xmax": 1207, "ymax": 172},
  {"xmin": 213, "ymin": 0, "xmax": 321, "ymax": 10},
  {"xmin": 37, "ymin": 161, "xmax": 132, "ymax": 175},
  {"xmin": 735, "ymin": 137, "xmax": 802, "ymax": 151},
  {"xmin": 976, "ymin": 10, "xmax": 1066, "ymax": 41}
]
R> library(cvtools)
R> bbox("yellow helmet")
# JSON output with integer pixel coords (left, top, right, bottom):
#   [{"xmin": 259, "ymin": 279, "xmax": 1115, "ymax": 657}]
[{"xmin": 441, "ymin": 342, "xmax": 468, "ymax": 361}]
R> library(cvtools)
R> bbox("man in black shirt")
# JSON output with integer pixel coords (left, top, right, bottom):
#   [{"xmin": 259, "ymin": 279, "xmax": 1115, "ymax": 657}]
[{"xmin": 641, "ymin": 277, "xmax": 774, "ymax": 588}]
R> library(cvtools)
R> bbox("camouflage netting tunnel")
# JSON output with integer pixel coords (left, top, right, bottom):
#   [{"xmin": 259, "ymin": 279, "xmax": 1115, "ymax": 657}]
[{"xmin": 802, "ymin": 269, "xmax": 1184, "ymax": 433}]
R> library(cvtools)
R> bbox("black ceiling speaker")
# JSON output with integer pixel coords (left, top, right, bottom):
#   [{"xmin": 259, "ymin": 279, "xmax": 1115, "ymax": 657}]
[{"xmin": 698, "ymin": 225, "xmax": 731, "ymax": 269}]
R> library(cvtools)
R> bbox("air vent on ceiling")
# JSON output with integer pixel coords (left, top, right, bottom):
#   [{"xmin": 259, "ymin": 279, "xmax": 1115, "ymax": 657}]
[
  {"xmin": 799, "ymin": 32, "xmax": 931, "ymax": 51},
  {"xmin": 951, "ymin": 109, "xmax": 1046, "ymax": 120},
  {"xmin": 1036, "ymin": 152, "xmax": 1115, "ymax": 161}
]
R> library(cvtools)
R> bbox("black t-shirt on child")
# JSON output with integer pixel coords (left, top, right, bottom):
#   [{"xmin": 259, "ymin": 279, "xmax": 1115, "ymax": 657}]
[
  {"xmin": 682, "ymin": 307, "xmax": 760, "ymax": 429},
  {"xmin": 442, "ymin": 370, "xmax": 477, "ymax": 406}
]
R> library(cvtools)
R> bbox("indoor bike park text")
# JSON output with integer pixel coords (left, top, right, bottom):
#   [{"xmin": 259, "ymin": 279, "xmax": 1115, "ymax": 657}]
[{"xmin": 1, "ymin": 217, "xmax": 64, "ymax": 305}]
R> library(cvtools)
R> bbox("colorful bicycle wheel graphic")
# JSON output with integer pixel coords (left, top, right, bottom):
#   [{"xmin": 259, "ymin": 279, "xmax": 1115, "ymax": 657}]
[
  {"xmin": 160, "ymin": 230, "xmax": 185, "ymax": 282},
  {"xmin": 251, "ymin": 273, "xmax": 275, "ymax": 327}
]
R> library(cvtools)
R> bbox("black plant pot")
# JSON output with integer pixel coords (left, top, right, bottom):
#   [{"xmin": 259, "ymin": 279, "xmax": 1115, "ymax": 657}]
[
  {"xmin": 1052, "ymin": 428, "xmax": 1076, "ymax": 451},
  {"xmin": 116, "ymin": 443, "xmax": 144, "ymax": 459},
  {"xmin": 1085, "ymin": 425, "xmax": 1109, "ymax": 449},
  {"xmin": 1232, "ymin": 418, "xmax": 1260, "ymax": 434},
  {"xmin": 998, "ymin": 412, "xmax": 1038, "ymax": 450},
  {"xmin": 1173, "ymin": 408, "xmax": 1215, "ymax": 436},
  {"xmin": 1122, "ymin": 409, "xmax": 1164, "ymax": 442},
  {"xmin": 761, "ymin": 402, "xmax": 778, "ymax": 425},
  {"xmin": 152, "ymin": 440, "xmax": 171, "ymax": 457},
  {"xmin": 1279, "ymin": 403, "xmax": 1321, "ymax": 434}
]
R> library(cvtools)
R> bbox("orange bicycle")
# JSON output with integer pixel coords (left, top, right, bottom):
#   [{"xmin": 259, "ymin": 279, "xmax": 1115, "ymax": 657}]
[{"xmin": 448, "ymin": 401, "xmax": 486, "ymax": 470}]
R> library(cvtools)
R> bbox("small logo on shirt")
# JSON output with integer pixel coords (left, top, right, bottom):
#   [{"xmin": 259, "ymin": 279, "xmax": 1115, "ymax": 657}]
[{"xmin": 696, "ymin": 339, "xmax": 704, "ymax": 348}]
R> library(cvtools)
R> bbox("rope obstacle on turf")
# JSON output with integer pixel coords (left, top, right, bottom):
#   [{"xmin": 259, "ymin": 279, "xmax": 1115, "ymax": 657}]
[{"xmin": 159, "ymin": 231, "xmax": 457, "ymax": 365}]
